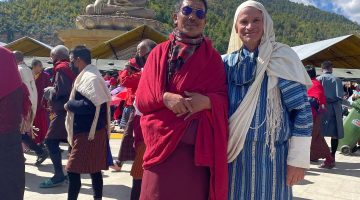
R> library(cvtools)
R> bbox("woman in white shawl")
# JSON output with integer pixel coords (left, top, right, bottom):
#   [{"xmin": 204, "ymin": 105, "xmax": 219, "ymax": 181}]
[
  {"xmin": 65, "ymin": 46, "xmax": 111, "ymax": 200},
  {"xmin": 223, "ymin": 1, "xmax": 313, "ymax": 199}
]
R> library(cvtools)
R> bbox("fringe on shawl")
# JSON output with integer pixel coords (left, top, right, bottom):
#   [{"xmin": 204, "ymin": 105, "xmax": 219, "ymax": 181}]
[{"xmin": 265, "ymin": 86, "xmax": 283, "ymax": 160}]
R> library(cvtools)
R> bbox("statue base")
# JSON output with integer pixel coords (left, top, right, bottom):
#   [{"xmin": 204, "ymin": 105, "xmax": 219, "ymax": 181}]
[
  {"xmin": 57, "ymin": 29, "xmax": 124, "ymax": 50},
  {"xmin": 76, "ymin": 15, "xmax": 163, "ymax": 31}
]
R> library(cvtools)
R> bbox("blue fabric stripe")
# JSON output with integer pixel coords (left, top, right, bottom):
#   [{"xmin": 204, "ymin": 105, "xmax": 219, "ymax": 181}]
[{"xmin": 224, "ymin": 51, "xmax": 312, "ymax": 200}]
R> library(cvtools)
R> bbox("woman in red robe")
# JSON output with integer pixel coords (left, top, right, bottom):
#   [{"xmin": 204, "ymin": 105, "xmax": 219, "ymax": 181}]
[
  {"xmin": 136, "ymin": 0, "xmax": 228, "ymax": 199},
  {"xmin": 306, "ymin": 65, "xmax": 334, "ymax": 168},
  {"xmin": 32, "ymin": 59, "xmax": 51, "ymax": 145}
]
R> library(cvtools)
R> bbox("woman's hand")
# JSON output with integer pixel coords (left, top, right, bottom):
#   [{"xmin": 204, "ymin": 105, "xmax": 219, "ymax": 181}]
[
  {"xmin": 163, "ymin": 92, "xmax": 193, "ymax": 115},
  {"xmin": 286, "ymin": 165, "xmax": 305, "ymax": 186}
]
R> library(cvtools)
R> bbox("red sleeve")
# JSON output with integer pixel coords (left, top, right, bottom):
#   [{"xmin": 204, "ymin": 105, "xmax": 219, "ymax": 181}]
[
  {"xmin": 136, "ymin": 44, "xmax": 167, "ymax": 114},
  {"xmin": 119, "ymin": 70, "xmax": 141, "ymax": 88}
]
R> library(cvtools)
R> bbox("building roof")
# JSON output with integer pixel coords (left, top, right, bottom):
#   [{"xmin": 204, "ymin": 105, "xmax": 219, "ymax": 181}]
[
  {"xmin": 4, "ymin": 37, "xmax": 52, "ymax": 57},
  {"xmin": 91, "ymin": 25, "xmax": 167, "ymax": 59},
  {"xmin": 292, "ymin": 34, "xmax": 360, "ymax": 69}
]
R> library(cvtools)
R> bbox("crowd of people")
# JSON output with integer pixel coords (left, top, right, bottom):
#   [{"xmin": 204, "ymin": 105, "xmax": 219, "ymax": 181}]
[{"xmin": 0, "ymin": 0, "xmax": 359, "ymax": 200}]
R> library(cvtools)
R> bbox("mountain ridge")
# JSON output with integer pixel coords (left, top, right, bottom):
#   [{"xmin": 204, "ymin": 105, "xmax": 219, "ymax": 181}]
[{"xmin": 0, "ymin": 0, "xmax": 359, "ymax": 54}]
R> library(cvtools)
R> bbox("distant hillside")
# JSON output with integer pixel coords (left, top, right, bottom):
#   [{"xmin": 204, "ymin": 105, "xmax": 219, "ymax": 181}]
[{"xmin": 1, "ymin": 0, "xmax": 359, "ymax": 53}]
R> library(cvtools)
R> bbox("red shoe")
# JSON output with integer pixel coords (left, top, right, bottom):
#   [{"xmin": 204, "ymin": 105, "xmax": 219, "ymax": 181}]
[{"xmin": 320, "ymin": 158, "xmax": 335, "ymax": 169}]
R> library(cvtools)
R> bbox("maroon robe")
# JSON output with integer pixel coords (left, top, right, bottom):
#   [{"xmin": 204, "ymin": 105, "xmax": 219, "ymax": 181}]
[
  {"xmin": 0, "ymin": 46, "xmax": 28, "ymax": 200},
  {"xmin": 136, "ymin": 37, "xmax": 228, "ymax": 200},
  {"xmin": 33, "ymin": 71, "xmax": 51, "ymax": 144}
]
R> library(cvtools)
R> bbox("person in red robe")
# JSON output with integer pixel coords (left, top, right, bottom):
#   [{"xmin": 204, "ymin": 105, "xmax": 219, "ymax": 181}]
[
  {"xmin": 32, "ymin": 59, "xmax": 52, "ymax": 145},
  {"xmin": 136, "ymin": 0, "xmax": 228, "ymax": 199},
  {"xmin": 306, "ymin": 65, "xmax": 334, "ymax": 168},
  {"xmin": 0, "ymin": 46, "xmax": 31, "ymax": 200},
  {"xmin": 103, "ymin": 72, "xmax": 111, "ymax": 81}
]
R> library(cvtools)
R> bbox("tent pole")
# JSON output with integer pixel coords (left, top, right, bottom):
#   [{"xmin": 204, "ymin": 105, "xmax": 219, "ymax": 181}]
[{"xmin": 109, "ymin": 43, "xmax": 119, "ymax": 60}]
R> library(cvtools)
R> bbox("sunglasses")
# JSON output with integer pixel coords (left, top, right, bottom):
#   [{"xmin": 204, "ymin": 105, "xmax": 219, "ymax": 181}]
[{"xmin": 181, "ymin": 6, "xmax": 206, "ymax": 19}]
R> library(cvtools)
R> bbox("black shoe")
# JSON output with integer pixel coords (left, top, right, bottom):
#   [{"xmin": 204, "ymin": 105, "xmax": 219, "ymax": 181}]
[
  {"xmin": 35, "ymin": 151, "xmax": 49, "ymax": 166},
  {"xmin": 38, "ymin": 143, "xmax": 46, "ymax": 150}
]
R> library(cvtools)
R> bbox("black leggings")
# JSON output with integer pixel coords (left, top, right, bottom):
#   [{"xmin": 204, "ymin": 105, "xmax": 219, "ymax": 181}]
[
  {"xmin": 331, "ymin": 138, "xmax": 339, "ymax": 158},
  {"xmin": 21, "ymin": 134, "xmax": 44, "ymax": 155},
  {"xmin": 67, "ymin": 172, "xmax": 103, "ymax": 200},
  {"xmin": 131, "ymin": 179, "xmax": 142, "ymax": 200}
]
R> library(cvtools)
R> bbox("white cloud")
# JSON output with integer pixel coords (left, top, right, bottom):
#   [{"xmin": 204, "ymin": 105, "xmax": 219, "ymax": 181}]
[
  {"xmin": 290, "ymin": 0, "xmax": 360, "ymax": 24},
  {"xmin": 289, "ymin": 0, "xmax": 317, "ymax": 6},
  {"xmin": 332, "ymin": 0, "xmax": 360, "ymax": 24}
]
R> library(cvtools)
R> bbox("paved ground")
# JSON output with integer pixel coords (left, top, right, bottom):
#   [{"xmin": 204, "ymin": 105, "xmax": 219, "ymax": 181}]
[{"xmin": 24, "ymin": 138, "xmax": 360, "ymax": 200}]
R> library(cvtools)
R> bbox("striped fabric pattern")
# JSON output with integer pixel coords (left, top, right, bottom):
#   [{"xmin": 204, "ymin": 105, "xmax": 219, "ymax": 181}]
[
  {"xmin": 130, "ymin": 142, "xmax": 146, "ymax": 179},
  {"xmin": 223, "ymin": 50, "xmax": 312, "ymax": 200},
  {"xmin": 66, "ymin": 128, "xmax": 108, "ymax": 174}
]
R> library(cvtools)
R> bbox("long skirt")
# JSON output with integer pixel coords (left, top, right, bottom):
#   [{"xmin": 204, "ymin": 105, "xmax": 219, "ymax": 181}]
[
  {"xmin": 117, "ymin": 109, "xmax": 135, "ymax": 163},
  {"xmin": 130, "ymin": 142, "xmax": 146, "ymax": 180},
  {"xmin": 140, "ymin": 142, "xmax": 210, "ymax": 200},
  {"xmin": 310, "ymin": 113, "xmax": 332, "ymax": 160},
  {"xmin": 321, "ymin": 102, "xmax": 344, "ymax": 139},
  {"xmin": 66, "ymin": 128, "xmax": 108, "ymax": 174},
  {"xmin": 228, "ymin": 141, "xmax": 291, "ymax": 200},
  {"xmin": 0, "ymin": 131, "xmax": 25, "ymax": 200},
  {"xmin": 33, "ymin": 107, "xmax": 49, "ymax": 144}
]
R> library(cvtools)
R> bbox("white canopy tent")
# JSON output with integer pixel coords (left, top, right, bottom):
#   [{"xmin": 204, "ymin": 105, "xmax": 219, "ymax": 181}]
[{"xmin": 292, "ymin": 34, "xmax": 360, "ymax": 80}]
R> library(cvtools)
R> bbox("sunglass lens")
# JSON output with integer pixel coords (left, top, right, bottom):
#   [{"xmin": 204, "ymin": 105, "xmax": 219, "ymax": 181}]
[
  {"xmin": 196, "ymin": 10, "xmax": 205, "ymax": 19},
  {"xmin": 181, "ymin": 6, "xmax": 192, "ymax": 16}
]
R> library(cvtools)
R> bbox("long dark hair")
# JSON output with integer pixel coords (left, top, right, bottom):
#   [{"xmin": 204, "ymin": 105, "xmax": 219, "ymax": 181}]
[{"xmin": 305, "ymin": 65, "xmax": 317, "ymax": 79}]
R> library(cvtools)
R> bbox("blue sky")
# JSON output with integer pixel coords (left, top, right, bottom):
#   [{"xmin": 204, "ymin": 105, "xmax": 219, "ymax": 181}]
[{"xmin": 289, "ymin": 0, "xmax": 360, "ymax": 25}]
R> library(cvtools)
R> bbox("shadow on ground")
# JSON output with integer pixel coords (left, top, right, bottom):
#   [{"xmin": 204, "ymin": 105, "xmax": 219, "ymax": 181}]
[
  {"xmin": 309, "ymin": 161, "xmax": 360, "ymax": 178},
  {"xmin": 25, "ymin": 171, "xmax": 131, "ymax": 198}
]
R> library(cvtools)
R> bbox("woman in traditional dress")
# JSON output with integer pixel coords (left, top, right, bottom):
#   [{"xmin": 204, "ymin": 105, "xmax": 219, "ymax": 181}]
[
  {"xmin": 306, "ymin": 65, "xmax": 334, "ymax": 168},
  {"xmin": 224, "ymin": 1, "xmax": 313, "ymax": 199}
]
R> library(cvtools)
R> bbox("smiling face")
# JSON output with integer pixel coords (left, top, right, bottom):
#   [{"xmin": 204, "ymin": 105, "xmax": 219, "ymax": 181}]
[
  {"xmin": 173, "ymin": 0, "xmax": 206, "ymax": 38},
  {"xmin": 236, "ymin": 6, "xmax": 264, "ymax": 51}
]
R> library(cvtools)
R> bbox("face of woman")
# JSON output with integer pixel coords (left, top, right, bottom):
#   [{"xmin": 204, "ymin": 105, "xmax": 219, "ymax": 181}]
[
  {"xmin": 173, "ymin": 0, "xmax": 206, "ymax": 38},
  {"xmin": 236, "ymin": 7, "xmax": 264, "ymax": 51}
]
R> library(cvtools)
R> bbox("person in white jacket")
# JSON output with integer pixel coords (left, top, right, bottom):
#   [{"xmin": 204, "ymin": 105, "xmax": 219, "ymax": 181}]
[
  {"xmin": 14, "ymin": 51, "xmax": 38, "ymax": 120},
  {"xmin": 14, "ymin": 51, "xmax": 48, "ymax": 166}
]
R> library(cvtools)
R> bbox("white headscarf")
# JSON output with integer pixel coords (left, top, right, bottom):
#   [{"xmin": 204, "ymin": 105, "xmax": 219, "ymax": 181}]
[{"xmin": 226, "ymin": 0, "xmax": 312, "ymax": 162}]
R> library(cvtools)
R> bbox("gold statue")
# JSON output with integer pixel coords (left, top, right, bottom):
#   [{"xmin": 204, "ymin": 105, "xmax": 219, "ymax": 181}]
[{"xmin": 86, "ymin": 0, "xmax": 155, "ymax": 19}]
